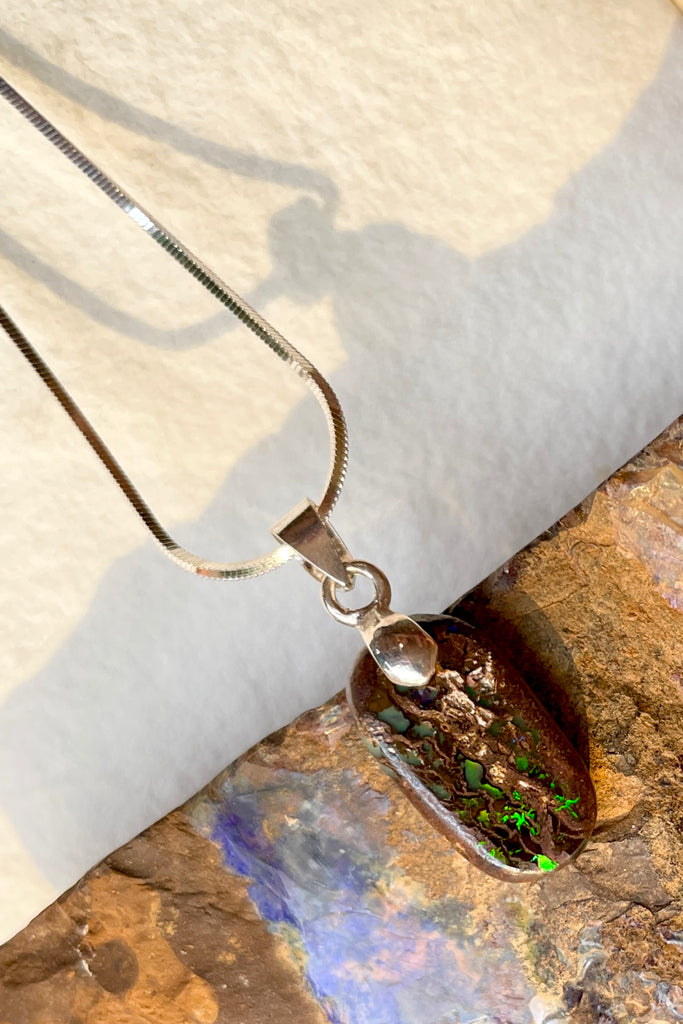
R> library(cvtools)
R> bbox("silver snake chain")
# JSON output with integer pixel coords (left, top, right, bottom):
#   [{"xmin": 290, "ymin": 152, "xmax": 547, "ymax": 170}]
[{"xmin": 0, "ymin": 75, "xmax": 349, "ymax": 580}]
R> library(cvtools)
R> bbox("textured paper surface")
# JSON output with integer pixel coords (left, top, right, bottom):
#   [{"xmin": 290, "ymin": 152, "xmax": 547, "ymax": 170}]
[{"xmin": 0, "ymin": 1, "xmax": 681, "ymax": 942}]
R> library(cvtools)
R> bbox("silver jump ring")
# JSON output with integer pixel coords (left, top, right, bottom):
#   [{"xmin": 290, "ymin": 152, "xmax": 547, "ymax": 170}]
[{"xmin": 321, "ymin": 560, "xmax": 391, "ymax": 627}]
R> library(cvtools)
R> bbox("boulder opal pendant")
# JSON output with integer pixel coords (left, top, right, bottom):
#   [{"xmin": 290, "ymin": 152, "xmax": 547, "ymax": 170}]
[
  {"xmin": 347, "ymin": 614, "xmax": 597, "ymax": 881},
  {"xmin": 273, "ymin": 502, "xmax": 595, "ymax": 881}
]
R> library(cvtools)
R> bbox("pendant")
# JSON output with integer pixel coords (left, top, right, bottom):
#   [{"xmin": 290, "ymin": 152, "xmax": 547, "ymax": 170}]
[
  {"xmin": 273, "ymin": 501, "xmax": 596, "ymax": 880},
  {"xmin": 348, "ymin": 614, "xmax": 596, "ymax": 881}
]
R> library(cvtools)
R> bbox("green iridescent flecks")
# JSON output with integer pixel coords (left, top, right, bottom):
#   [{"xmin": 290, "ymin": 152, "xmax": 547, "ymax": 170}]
[
  {"xmin": 534, "ymin": 854, "xmax": 559, "ymax": 872},
  {"xmin": 347, "ymin": 615, "xmax": 597, "ymax": 881}
]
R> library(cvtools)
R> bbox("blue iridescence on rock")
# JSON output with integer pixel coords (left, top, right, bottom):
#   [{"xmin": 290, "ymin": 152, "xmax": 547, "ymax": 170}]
[{"xmin": 201, "ymin": 761, "xmax": 535, "ymax": 1024}]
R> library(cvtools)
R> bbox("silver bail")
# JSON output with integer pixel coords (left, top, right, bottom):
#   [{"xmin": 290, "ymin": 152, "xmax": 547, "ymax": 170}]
[
  {"xmin": 271, "ymin": 499, "xmax": 351, "ymax": 585},
  {"xmin": 271, "ymin": 501, "xmax": 437, "ymax": 688}
]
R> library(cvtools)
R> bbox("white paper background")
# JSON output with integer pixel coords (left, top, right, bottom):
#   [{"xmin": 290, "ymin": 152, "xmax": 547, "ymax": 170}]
[{"xmin": 0, "ymin": 1, "xmax": 682, "ymax": 943}]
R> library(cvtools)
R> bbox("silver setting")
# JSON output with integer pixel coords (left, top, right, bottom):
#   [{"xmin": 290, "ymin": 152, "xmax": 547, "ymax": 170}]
[
  {"xmin": 273, "ymin": 505, "xmax": 438, "ymax": 689},
  {"xmin": 323, "ymin": 564, "xmax": 438, "ymax": 688}
]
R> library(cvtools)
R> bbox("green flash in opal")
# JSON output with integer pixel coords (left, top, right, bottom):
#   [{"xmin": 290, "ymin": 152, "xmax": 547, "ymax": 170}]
[{"xmin": 533, "ymin": 854, "xmax": 559, "ymax": 872}]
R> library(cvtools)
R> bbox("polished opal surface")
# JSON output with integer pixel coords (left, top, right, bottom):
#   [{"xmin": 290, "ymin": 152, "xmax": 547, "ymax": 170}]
[{"xmin": 348, "ymin": 614, "xmax": 596, "ymax": 880}]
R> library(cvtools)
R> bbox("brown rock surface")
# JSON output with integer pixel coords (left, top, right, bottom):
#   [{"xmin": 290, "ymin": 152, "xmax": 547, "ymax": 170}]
[{"xmin": 1, "ymin": 419, "xmax": 683, "ymax": 1023}]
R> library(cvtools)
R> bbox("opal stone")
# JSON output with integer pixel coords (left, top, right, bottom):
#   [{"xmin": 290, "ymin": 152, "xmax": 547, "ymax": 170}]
[{"xmin": 347, "ymin": 614, "xmax": 596, "ymax": 880}]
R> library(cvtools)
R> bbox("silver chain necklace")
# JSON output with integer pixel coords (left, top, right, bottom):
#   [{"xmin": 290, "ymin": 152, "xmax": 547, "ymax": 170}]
[
  {"xmin": 0, "ymin": 76, "xmax": 348, "ymax": 581},
  {"xmin": 0, "ymin": 74, "xmax": 597, "ymax": 881},
  {"xmin": 0, "ymin": 73, "xmax": 436, "ymax": 688}
]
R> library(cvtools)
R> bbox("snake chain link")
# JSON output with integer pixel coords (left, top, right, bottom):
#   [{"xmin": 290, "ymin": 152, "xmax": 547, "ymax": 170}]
[{"xmin": 0, "ymin": 75, "xmax": 349, "ymax": 579}]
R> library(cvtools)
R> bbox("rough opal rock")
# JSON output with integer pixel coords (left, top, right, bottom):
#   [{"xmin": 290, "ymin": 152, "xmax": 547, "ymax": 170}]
[
  {"xmin": 348, "ymin": 614, "xmax": 597, "ymax": 880},
  {"xmin": 2, "ymin": 418, "xmax": 683, "ymax": 1023}
]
